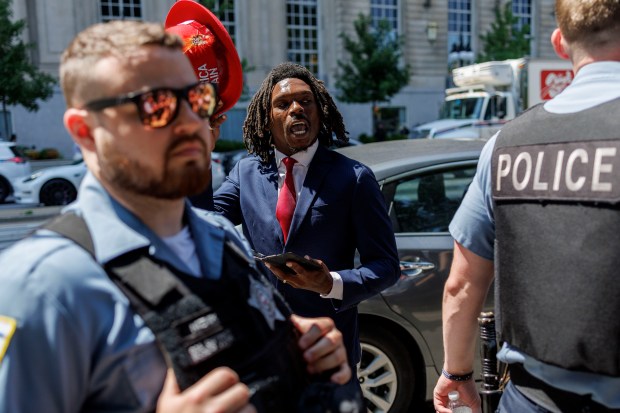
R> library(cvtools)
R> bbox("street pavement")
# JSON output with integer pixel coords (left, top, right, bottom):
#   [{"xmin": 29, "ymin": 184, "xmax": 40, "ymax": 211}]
[
  {"xmin": 0, "ymin": 205, "xmax": 61, "ymax": 252},
  {"xmin": 0, "ymin": 159, "xmax": 78, "ymax": 249}
]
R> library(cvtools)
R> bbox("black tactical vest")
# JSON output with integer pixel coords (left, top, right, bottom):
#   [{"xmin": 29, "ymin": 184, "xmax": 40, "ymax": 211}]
[
  {"xmin": 491, "ymin": 98, "xmax": 620, "ymax": 377},
  {"xmin": 44, "ymin": 213, "xmax": 364, "ymax": 412}
]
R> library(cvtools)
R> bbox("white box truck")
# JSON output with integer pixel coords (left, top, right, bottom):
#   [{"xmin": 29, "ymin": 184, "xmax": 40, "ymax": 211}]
[{"xmin": 411, "ymin": 58, "xmax": 573, "ymax": 139}]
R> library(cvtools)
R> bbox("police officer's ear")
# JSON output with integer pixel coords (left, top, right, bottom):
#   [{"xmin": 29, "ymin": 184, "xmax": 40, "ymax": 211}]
[
  {"xmin": 64, "ymin": 108, "xmax": 95, "ymax": 153},
  {"xmin": 551, "ymin": 28, "xmax": 570, "ymax": 60}
]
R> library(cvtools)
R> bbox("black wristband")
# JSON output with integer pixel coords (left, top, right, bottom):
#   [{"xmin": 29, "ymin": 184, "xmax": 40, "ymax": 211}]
[{"xmin": 442, "ymin": 369, "xmax": 473, "ymax": 382}]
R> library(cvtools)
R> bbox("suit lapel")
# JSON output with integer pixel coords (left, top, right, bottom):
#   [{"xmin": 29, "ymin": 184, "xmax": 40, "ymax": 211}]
[{"xmin": 288, "ymin": 145, "xmax": 332, "ymax": 243}]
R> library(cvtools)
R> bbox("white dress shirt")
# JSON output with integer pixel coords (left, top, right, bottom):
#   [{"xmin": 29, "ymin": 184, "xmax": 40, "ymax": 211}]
[{"xmin": 274, "ymin": 140, "xmax": 344, "ymax": 300}]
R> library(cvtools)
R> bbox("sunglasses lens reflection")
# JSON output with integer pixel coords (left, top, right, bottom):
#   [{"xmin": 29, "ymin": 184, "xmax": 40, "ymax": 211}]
[
  {"xmin": 138, "ymin": 83, "xmax": 216, "ymax": 128},
  {"xmin": 140, "ymin": 90, "xmax": 178, "ymax": 128},
  {"xmin": 189, "ymin": 83, "xmax": 217, "ymax": 120}
]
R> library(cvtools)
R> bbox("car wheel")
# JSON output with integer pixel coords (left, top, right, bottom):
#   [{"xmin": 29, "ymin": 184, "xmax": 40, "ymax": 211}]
[
  {"xmin": 358, "ymin": 324, "xmax": 417, "ymax": 413},
  {"xmin": 39, "ymin": 179, "xmax": 77, "ymax": 206},
  {"xmin": 0, "ymin": 177, "xmax": 10, "ymax": 203}
]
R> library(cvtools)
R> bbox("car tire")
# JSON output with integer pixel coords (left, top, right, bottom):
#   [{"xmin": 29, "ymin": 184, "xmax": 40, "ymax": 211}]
[
  {"xmin": 39, "ymin": 179, "xmax": 77, "ymax": 206},
  {"xmin": 0, "ymin": 177, "xmax": 10, "ymax": 203},
  {"xmin": 358, "ymin": 323, "xmax": 417, "ymax": 413}
]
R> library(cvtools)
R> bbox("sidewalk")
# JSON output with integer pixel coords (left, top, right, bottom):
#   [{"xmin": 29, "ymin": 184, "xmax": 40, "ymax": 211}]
[
  {"xmin": 30, "ymin": 159, "xmax": 76, "ymax": 172},
  {"xmin": 0, "ymin": 206, "xmax": 62, "ymax": 222}
]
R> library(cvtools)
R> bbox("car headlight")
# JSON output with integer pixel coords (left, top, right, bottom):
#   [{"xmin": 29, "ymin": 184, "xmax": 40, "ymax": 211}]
[{"xmin": 22, "ymin": 171, "xmax": 44, "ymax": 183}]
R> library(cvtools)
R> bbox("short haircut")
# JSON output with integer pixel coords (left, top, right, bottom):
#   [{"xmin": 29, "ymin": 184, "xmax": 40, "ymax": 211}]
[
  {"xmin": 60, "ymin": 20, "xmax": 182, "ymax": 107},
  {"xmin": 243, "ymin": 62, "xmax": 349, "ymax": 163},
  {"xmin": 555, "ymin": 0, "xmax": 620, "ymax": 48}
]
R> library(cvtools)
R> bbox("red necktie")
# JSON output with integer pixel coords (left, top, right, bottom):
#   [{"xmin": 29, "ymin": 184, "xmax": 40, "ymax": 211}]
[{"xmin": 276, "ymin": 157, "xmax": 297, "ymax": 242}]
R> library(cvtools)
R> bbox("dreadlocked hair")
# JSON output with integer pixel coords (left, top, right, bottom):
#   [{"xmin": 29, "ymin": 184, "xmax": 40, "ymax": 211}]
[{"xmin": 243, "ymin": 62, "xmax": 349, "ymax": 163}]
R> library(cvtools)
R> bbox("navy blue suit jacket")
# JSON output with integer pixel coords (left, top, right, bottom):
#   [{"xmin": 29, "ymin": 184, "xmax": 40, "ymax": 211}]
[{"xmin": 212, "ymin": 145, "xmax": 399, "ymax": 365}]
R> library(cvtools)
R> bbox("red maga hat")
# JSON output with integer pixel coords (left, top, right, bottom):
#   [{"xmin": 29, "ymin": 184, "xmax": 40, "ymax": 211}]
[{"xmin": 165, "ymin": 0, "xmax": 243, "ymax": 116}]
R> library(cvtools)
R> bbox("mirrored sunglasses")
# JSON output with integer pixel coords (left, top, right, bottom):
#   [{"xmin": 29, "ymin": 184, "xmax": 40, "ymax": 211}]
[{"xmin": 84, "ymin": 82, "xmax": 218, "ymax": 129}]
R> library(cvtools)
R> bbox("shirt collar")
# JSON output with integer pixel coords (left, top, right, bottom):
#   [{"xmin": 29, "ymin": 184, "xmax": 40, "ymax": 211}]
[
  {"xmin": 64, "ymin": 173, "xmax": 150, "ymax": 263},
  {"xmin": 274, "ymin": 139, "xmax": 319, "ymax": 168},
  {"xmin": 64, "ymin": 172, "xmax": 225, "ymax": 278}
]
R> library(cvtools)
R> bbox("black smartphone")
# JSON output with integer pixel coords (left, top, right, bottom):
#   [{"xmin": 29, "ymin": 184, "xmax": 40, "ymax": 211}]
[{"xmin": 254, "ymin": 252, "xmax": 321, "ymax": 274}]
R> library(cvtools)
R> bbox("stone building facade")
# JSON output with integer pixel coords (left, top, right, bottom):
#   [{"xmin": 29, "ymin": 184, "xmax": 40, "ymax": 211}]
[{"xmin": 6, "ymin": 0, "xmax": 559, "ymax": 157}]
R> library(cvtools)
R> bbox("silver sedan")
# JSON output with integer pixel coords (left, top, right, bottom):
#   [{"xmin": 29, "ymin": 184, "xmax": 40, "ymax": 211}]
[{"xmin": 337, "ymin": 138, "xmax": 491, "ymax": 413}]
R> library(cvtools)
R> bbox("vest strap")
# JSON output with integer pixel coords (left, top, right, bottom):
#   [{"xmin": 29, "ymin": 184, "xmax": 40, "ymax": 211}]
[{"xmin": 43, "ymin": 212, "xmax": 364, "ymax": 412}]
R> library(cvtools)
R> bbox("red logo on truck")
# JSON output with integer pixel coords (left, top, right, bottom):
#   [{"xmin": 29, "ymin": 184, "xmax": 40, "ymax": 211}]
[{"xmin": 540, "ymin": 70, "xmax": 573, "ymax": 101}]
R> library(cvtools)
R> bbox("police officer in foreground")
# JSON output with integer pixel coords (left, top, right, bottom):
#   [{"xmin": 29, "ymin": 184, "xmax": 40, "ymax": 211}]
[
  {"xmin": 434, "ymin": 0, "xmax": 620, "ymax": 412},
  {"xmin": 0, "ymin": 20, "xmax": 354, "ymax": 413}
]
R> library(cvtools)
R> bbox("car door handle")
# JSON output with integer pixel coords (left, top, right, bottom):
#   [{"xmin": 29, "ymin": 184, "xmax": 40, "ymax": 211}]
[{"xmin": 399, "ymin": 260, "xmax": 435, "ymax": 277}]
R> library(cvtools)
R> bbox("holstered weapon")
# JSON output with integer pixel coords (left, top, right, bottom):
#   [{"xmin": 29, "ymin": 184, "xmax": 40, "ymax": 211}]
[{"xmin": 478, "ymin": 312, "xmax": 502, "ymax": 413}]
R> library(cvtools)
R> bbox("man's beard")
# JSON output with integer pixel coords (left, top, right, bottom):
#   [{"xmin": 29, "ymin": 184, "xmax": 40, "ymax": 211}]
[{"xmin": 99, "ymin": 136, "xmax": 212, "ymax": 199}]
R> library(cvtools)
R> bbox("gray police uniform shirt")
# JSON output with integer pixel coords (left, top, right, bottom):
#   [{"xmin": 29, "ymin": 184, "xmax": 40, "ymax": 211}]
[
  {"xmin": 450, "ymin": 61, "xmax": 620, "ymax": 408},
  {"xmin": 0, "ymin": 172, "xmax": 252, "ymax": 413}
]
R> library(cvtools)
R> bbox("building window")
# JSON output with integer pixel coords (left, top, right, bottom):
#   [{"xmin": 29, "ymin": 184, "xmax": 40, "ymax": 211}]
[
  {"xmin": 371, "ymin": 0, "xmax": 399, "ymax": 32},
  {"xmin": 286, "ymin": 0, "xmax": 319, "ymax": 75},
  {"xmin": 210, "ymin": 0, "xmax": 236, "ymax": 43},
  {"xmin": 447, "ymin": 0, "xmax": 474, "ymax": 69},
  {"xmin": 511, "ymin": 0, "xmax": 532, "ymax": 34},
  {"xmin": 100, "ymin": 0, "xmax": 142, "ymax": 22}
]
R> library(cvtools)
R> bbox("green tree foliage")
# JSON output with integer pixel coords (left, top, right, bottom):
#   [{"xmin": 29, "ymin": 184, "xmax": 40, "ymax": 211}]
[
  {"xmin": 335, "ymin": 14, "xmax": 410, "ymax": 134},
  {"xmin": 240, "ymin": 58, "xmax": 255, "ymax": 101},
  {"xmin": 478, "ymin": 1, "xmax": 530, "ymax": 61},
  {"xmin": 0, "ymin": 0, "xmax": 56, "ymax": 138},
  {"xmin": 198, "ymin": 0, "xmax": 234, "ymax": 20}
]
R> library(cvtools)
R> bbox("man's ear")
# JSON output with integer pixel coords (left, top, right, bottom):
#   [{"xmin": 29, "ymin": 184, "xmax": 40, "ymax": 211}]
[
  {"xmin": 551, "ymin": 28, "xmax": 570, "ymax": 60},
  {"xmin": 64, "ymin": 108, "xmax": 95, "ymax": 152}
]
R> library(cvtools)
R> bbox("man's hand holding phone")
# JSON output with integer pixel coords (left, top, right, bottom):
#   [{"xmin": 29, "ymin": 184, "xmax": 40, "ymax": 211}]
[
  {"xmin": 255, "ymin": 252, "xmax": 334, "ymax": 295},
  {"xmin": 254, "ymin": 252, "xmax": 321, "ymax": 274}
]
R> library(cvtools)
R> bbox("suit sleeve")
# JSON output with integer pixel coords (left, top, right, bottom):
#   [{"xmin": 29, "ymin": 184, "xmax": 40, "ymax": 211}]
[
  {"xmin": 212, "ymin": 161, "xmax": 243, "ymax": 225},
  {"xmin": 338, "ymin": 166, "xmax": 400, "ymax": 310},
  {"xmin": 189, "ymin": 184, "xmax": 214, "ymax": 210}
]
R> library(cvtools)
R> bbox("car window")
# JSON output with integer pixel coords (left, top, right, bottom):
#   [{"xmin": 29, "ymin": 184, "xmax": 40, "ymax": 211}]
[
  {"xmin": 0, "ymin": 144, "xmax": 27, "ymax": 160},
  {"xmin": 484, "ymin": 95, "xmax": 507, "ymax": 120},
  {"xmin": 390, "ymin": 166, "xmax": 477, "ymax": 233},
  {"xmin": 0, "ymin": 145, "xmax": 14, "ymax": 159},
  {"xmin": 9, "ymin": 146, "xmax": 23, "ymax": 157}
]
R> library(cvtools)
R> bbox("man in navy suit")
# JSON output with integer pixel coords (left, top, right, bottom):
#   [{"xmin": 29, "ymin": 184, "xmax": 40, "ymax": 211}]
[{"xmin": 212, "ymin": 62, "xmax": 400, "ymax": 371}]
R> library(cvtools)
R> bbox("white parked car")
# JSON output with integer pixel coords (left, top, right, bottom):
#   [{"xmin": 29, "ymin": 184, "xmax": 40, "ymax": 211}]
[
  {"xmin": 13, "ymin": 158, "xmax": 225, "ymax": 206},
  {"xmin": 0, "ymin": 142, "xmax": 31, "ymax": 203},
  {"xmin": 12, "ymin": 159, "xmax": 87, "ymax": 206}
]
